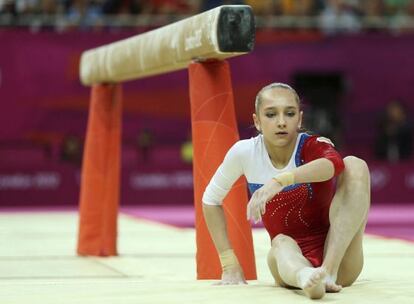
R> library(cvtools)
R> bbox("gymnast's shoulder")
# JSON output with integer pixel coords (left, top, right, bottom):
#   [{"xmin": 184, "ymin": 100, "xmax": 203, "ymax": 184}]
[{"xmin": 225, "ymin": 134, "xmax": 263, "ymax": 159}]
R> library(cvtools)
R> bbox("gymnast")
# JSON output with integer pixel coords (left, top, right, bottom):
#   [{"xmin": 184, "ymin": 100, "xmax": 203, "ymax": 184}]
[{"xmin": 202, "ymin": 83, "xmax": 371, "ymax": 299}]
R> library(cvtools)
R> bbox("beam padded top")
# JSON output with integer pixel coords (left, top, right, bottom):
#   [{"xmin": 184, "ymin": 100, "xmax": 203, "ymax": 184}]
[{"xmin": 80, "ymin": 5, "xmax": 256, "ymax": 86}]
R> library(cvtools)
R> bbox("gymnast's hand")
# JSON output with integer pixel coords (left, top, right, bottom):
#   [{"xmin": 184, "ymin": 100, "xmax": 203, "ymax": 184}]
[
  {"xmin": 247, "ymin": 178, "xmax": 283, "ymax": 223},
  {"xmin": 216, "ymin": 264, "xmax": 247, "ymax": 285}
]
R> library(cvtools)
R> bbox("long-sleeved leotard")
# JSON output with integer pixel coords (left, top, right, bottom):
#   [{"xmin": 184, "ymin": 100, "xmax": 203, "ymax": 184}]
[{"xmin": 203, "ymin": 133, "xmax": 345, "ymax": 267}]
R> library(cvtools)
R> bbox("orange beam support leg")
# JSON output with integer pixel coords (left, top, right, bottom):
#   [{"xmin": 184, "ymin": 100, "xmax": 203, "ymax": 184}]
[
  {"xmin": 189, "ymin": 60, "xmax": 257, "ymax": 280},
  {"xmin": 77, "ymin": 83, "xmax": 122, "ymax": 256}
]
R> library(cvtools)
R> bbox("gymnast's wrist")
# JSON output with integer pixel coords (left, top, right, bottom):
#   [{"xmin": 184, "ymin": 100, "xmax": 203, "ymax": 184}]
[
  {"xmin": 219, "ymin": 249, "xmax": 240, "ymax": 272},
  {"xmin": 272, "ymin": 171, "xmax": 295, "ymax": 188}
]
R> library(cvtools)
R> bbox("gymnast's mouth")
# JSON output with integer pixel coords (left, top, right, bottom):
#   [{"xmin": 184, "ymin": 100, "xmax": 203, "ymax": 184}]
[{"xmin": 275, "ymin": 131, "xmax": 288, "ymax": 135}]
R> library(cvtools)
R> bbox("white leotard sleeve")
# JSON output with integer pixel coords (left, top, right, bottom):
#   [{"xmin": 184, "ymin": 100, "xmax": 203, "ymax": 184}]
[{"xmin": 202, "ymin": 142, "xmax": 244, "ymax": 205}]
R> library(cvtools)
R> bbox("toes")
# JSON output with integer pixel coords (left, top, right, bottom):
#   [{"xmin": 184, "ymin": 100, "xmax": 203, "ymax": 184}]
[
  {"xmin": 306, "ymin": 273, "xmax": 324, "ymax": 288},
  {"xmin": 335, "ymin": 285, "xmax": 343, "ymax": 291},
  {"xmin": 326, "ymin": 283, "xmax": 342, "ymax": 293}
]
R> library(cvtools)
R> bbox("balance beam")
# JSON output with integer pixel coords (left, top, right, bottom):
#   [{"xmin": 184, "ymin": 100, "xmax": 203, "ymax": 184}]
[{"xmin": 80, "ymin": 5, "xmax": 255, "ymax": 85}]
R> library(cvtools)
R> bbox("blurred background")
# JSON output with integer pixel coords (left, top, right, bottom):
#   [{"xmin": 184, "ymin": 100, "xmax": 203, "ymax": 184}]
[{"xmin": 1, "ymin": 0, "xmax": 414, "ymax": 207}]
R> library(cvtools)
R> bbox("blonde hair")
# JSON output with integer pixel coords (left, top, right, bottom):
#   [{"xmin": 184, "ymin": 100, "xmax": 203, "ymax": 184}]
[{"xmin": 254, "ymin": 82, "xmax": 301, "ymax": 114}]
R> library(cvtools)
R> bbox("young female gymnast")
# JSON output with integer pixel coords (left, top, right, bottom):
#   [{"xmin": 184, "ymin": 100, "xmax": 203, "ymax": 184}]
[{"xmin": 202, "ymin": 83, "xmax": 371, "ymax": 299}]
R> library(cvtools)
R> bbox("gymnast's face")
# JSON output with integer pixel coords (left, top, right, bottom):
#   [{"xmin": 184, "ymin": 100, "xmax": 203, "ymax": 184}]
[{"xmin": 253, "ymin": 87, "xmax": 303, "ymax": 148}]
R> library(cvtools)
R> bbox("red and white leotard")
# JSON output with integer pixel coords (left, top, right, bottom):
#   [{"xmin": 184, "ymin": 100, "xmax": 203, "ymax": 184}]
[{"xmin": 202, "ymin": 133, "xmax": 345, "ymax": 267}]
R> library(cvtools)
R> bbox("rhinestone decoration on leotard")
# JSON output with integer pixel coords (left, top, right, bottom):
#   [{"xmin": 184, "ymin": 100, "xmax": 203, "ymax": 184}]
[
  {"xmin": 264, "ymin": 183, "xmax": 311, "ymax": 228},
  {"xmin": 283, "ymin": 185, "xmax": 310, "ymax": 227},
  {"xmin": 297, "ymin": 201, "xmax": 310, "ymax": 227},
  {"xmin": 306, "ymin": 183, "xmax": 313, "ymax": 199}
]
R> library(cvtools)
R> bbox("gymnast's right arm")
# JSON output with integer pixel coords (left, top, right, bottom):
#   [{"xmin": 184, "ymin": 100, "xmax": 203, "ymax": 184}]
[{"xmin": 202, "ymin": 143, "xmax": 246, "ymax": 284}]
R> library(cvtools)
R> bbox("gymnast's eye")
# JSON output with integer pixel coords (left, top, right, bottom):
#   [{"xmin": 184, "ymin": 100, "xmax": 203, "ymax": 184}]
[
  {"xmin": 286, "ymin": 111, "xmax": 296, "ymax": 117},
  {"xmin": 265, "ymin": 112, "xmax": 276, "ymax": 118}
]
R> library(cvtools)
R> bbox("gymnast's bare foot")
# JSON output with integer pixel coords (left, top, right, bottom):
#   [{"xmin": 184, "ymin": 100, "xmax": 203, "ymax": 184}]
[
  {"xmin": 324, "ymin": 274, "xmax": 342, "ymax": 292},
  {"xmin": 297, "ymin": 267, "xmax": 326, "ymax": 299}
]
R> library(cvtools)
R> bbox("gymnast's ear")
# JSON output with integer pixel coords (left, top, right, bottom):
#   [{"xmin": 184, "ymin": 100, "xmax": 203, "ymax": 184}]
[
  {"xmin": 298, "ymin": 110, "xmax": 303, "ymax": 129},
  {"xmin": 253, "ymin": 113, "xmax": 261, "ymax": 133}
]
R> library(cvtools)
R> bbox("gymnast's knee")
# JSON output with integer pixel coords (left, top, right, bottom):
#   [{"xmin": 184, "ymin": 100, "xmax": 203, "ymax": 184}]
[{"xmin": 343, "ymin": 156, "xmax": 370, "ymax": 182}]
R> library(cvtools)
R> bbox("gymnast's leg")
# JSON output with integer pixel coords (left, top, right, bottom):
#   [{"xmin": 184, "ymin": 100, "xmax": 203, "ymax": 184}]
[
  {"xmin": 322, "ymin": 156, "xmax": 371, "ymax": 291},
  {"xmin": 267, "ymin": 234, "xmax": 326, "ymax": 299}
]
